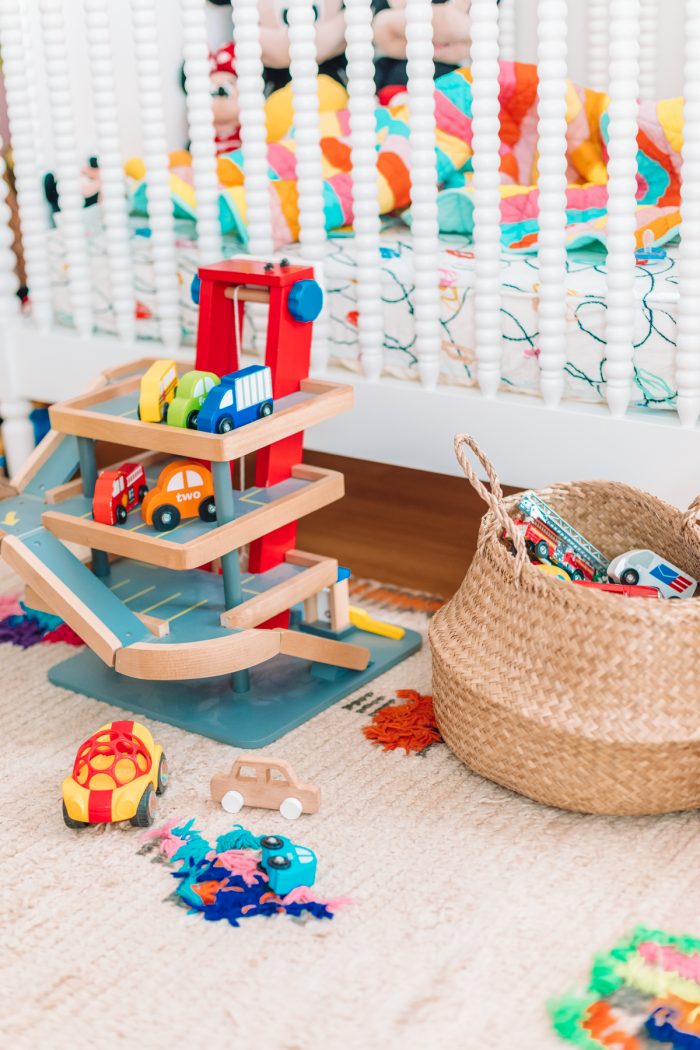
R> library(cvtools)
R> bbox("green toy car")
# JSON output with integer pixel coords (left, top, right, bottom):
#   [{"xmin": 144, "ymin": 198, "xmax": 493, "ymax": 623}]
[{"xmin": 167, "ymin": 370, "xmax": 220, "ymax": 430}]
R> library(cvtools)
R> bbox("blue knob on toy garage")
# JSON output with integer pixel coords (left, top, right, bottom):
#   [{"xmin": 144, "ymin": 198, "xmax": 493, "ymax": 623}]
[
  {"xmin": 287, "ymin": 279, "xmax": 323, "ymax": 323},
  {"xmin": 190, "ymin": 273, "xmax": 201, "ymax": 305}
]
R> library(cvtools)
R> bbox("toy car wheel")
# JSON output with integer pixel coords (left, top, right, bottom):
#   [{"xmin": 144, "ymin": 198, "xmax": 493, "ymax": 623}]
[
  {"xmin": 221, "ymin": 789, "xmax": 244, "ymax": 814},
  {"xmin": 152, "ymin": 504, "xmax": 181, "ymax": 532},
  {"xmin": 198, "ymin": 497, "xmax": 217, "ymax": 523},
  {"xmin": 138, "ymin": 485, "xmax": 148, "ymax": 503},
  {"xmin": 279, "ymin": 796, "xmax": 303, "ymax": 821},
  {"xmin": 161, "ymin": 402, "xmax": 169, "ymax": 423},
  {"xmin": 535, "ymin": 540, "xmax": 549, "ymax": 560},
  {"xmin": 186, "ymin": 410, "xmax": 199, "ymax": 430},
  {"xmin": 62, "ymin": 802, "xmax": 87, "ymax": 829},
  {"xmin": 268, "ymin": 855, "xmax": 291, "ymax": 870},
  {"xmin": 136, "ymin": 404, "xmax": 141, "ymax": 421},
  {"xmin": 570, "ymin": 570, "xmax": 585, "ymax": 582},
  {"xmin": 621, "ymin": 568, "xmax": 640, "ymax": 586},
  {"xmin": 156, "ymin": 754, "xmax": 169, "ymax": 795},
  {"xmin": 261, "ymin": 835, "xmax": 285, "ymax": 851},
  {"xmin": 217, "ymin": 416, "xmax": 234, "ymax": 434},
  {"xmin": 131, "ymin": 783, "xmax": 157, "ymax": 827},
  {"xmin": 259, "ymin": 401, "xmax": 273, "ymax": 418},
  {"xmin": 115, "ymin": 504, "xmax": 128, "ymax": 524}
]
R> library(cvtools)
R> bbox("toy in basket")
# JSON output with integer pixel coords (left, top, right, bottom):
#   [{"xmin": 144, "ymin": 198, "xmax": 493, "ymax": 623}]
[
  {"xmin": 608, "ymin": 549, "xmax": 697, "ymax": 598},
  {"xmin": 429, "ymin": 434, "xmax": 700, "ymax": 817},
  {"xmin": 515, "ymin": 490, "xmax": 609, "ymax": 582}
]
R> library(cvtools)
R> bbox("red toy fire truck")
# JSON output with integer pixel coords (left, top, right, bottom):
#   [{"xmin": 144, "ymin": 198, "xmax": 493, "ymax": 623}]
[
  {"xmin": 515, "ymin": 491, "xmax": 610, "ymax": 583},
  {"xmin": 514, "ymin": 516, "xmax": 592, "ymax": 581},
  {"xmin": 93, "ymin": 462, "xmax": 148, "ymax": 525}
]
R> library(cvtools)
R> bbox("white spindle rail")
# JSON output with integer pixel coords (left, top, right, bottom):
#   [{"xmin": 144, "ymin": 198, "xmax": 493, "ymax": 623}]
[
  {"xmin": 84, "ymin": 0, "xmax": 136, "ymax": 343},
  {"xmin": 231, "ymin": 0, "xmax": 273, "ymax": 356},
  {"xmin": 181, "ymin": 0, "xmax": 222, "ymax": 265},
  {"xmin": 0, "ymin": 140, "xmax": 17, "ymax": 319},
  {"xmin": 130, "ymin": 0, "xmax": 180, "ymax": 348},
  {"xmin": 471, "ymin": 0, "xmax": 502, "ymax": 398},
  {"xmin": 638, "ymin": 0, "xmax": 657, "ymax": 100},
  {"xmin": 230, "ymin": 0, "xmax": 273, "ymax": 258},
  {"xmin": 536, "ymin": 0, "xmax": 568, "ymax": 408},
  {"xmin": 405, "ymin": 0, "xmax": 441, "ymax": 388},
  {"xmin": 588, "ymin": 0, "xmax": 609, "ymax": 93},
  {"xmin": 286, "ymin": 0, "xmax": 328, "ymax": 371},
  {"xmin": 0, "ymin": 136, "xmax": 33, "ymax": 475},
  {"xmin": 0, "ymin": 0, "xmax": 52, "ymax": 331},
  {"xmin": 39, "ymin": 0, "xmax": 93, "ymax": 338},
  {"xmin": 345, "ymin": 0, "xmax": 383, "ymax": 381},
  {"xmin": 498, "ymin": 0, "xmax": 517, "ymax": 63},
  {"xmin": 604, "ymin": 0, "xmax": 640, "ymax": 418},
  {"xmin": 676, "ymin": 0, "xmax": 700, "ymax": 429}
]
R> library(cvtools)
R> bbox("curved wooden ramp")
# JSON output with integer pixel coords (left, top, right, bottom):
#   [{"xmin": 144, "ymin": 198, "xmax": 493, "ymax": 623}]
[
  {"xmin": 1, "ymin": 532, "xmax": 151, "ymax": 664},
  {"xmin": 2, "ymin": 531, "xmax": 369, "ymax": 680}
]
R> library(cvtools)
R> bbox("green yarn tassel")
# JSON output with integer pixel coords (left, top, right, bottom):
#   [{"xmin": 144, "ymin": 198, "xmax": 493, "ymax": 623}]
[{"xmin": 548, "ymin": 995, "xmax": 601, "ymax": 1050}]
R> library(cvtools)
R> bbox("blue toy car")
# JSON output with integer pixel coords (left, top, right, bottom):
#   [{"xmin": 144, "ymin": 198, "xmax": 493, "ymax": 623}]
[
  {"xmin": 197, "ymin": 364, "xmax": 274, "ymax": 435},
  {"xmin": 259, "ymin": 834, "xmax": 317, "ymax": 896}
]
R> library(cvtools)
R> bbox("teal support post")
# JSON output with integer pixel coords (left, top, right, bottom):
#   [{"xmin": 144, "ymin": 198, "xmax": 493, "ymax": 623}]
[
  {"xmin": 211, "ymin": 459, "xmax": 249, "ymax": 693},
  {"xmin": 77, "ymin": 436, "xmax": 110, "ymax": 578}
]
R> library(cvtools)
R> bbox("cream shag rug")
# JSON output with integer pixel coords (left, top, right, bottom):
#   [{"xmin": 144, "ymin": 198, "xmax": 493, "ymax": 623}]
[{"xmin": 0, "ymin": 561, "xmax": 698, "ymax": 1050}]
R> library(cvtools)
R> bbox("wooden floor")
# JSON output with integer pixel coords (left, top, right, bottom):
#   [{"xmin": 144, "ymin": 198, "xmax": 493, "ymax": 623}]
[{"xmin": 298, "ymin": 451, "xmax": 511, "ymax": 599}]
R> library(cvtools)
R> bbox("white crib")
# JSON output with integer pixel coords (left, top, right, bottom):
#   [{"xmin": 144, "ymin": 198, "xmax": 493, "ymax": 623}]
[{"xmin": 0, "ymin": 0, "xmax": 697, "ymax": 507}]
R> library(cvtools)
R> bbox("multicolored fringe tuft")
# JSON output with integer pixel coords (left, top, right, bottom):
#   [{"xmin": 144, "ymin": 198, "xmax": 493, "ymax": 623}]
[
  {"xmin": 0, "ymin": 597, "xmax": 84, "ymax": 649},
  {"xmin": 349, "ymin": 579, "xmax": 443, "ymax": 616},
  {"xmin": 550, "ymin": 926, "xmax": 700, "ymax": 1048},
  {"xmin": 363, "ymin": 689, "xmax": 443, "ymax": 754},
  {"xmin": 140, "ymin": 820, "xmax": 351, "ymax": 928}
]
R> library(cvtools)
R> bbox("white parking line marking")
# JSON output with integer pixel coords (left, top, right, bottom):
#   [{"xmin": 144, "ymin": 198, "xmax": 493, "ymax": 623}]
[
  {"xmin": 167, "ymin": 599, "xmax": 208, "ymax": 623},
  {"xmin": 141, "ymin": 592, "xmax": 181, "ymax": 614},
  {"xmin": 123, "ymin": 586, "xmax": 156, "ymax": 604}
]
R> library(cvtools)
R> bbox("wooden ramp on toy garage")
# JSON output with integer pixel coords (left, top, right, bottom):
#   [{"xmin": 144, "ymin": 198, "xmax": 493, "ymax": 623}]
[{"xmin": 1, "ymin": 528, "xmax": 421, "ymax": 748}]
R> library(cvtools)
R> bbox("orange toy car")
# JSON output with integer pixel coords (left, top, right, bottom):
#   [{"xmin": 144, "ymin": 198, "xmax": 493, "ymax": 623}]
[{"xmin": 141, "ymin": 460, "xmax": 217, "ymax": 532}]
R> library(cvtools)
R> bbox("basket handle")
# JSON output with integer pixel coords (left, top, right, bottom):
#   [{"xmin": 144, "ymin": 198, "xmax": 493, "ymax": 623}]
[
  {"xmin": 454, "ymin": 434, "xmax": 528, "ymax": 575},
  {"xmin": 682, "ymin": 493, "xmax": 700, "ymax": 538}
]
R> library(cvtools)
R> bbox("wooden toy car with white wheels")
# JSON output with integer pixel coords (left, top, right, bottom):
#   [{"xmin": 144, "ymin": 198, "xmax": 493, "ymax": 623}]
[{"xmin": 210, "ymin": 757, "xmax": 320, "ymax": 820}]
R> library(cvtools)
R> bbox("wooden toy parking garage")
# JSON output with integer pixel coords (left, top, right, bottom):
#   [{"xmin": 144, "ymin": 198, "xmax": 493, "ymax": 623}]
[{"xmin": 0, "ymin": 259, "xmax": 420, "ymax": 747}]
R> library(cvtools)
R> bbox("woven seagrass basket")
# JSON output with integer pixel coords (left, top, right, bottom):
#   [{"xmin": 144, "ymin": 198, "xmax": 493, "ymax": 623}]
[{"xmin": 430, "ymin": 434, "xmax": 700, "ymax": 816}]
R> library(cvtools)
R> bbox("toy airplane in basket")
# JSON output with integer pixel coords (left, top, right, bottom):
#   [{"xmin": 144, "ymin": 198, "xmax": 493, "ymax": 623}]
[{"xmin": 515, "ymin": 491, "xmax": 610, "ymax": 582}]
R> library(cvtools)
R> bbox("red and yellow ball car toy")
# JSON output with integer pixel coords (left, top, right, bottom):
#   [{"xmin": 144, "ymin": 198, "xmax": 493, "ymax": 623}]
[{"xmin": 62, "ymin": 720, "xmax": 168, "ymax": 829}]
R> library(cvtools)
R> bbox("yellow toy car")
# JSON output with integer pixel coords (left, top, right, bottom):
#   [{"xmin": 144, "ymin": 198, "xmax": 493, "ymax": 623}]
[
  {"xmin": 138, "ymin": 359, "xmax": 179, "ymax": 423},
  {"xmin": 62, "ymin": 720, "xmax": 168, "ymax": 828}
]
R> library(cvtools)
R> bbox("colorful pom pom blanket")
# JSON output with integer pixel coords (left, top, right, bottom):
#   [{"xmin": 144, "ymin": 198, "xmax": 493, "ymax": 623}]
[
  {"xmin": 129, "ymin": 61, "xmax": 683, "ymax": 254},
  {"xmin": 550, "ymin": 926, "xmax": 700, "ymax": 1048}
]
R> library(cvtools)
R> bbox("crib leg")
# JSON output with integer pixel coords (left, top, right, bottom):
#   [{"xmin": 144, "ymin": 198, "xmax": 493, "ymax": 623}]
[{"xmin": 0, "ymin": 398, "xmax": 35, "ymax": 477}]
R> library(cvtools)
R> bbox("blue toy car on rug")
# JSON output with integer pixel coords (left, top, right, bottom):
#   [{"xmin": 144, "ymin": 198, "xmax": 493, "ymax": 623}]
[
  {"xmin": 259, "ymin": 835, "xmax": 317, "ymax": 896},
  {"xmin": 197, "ymin": 364, "xmax": 274, "ymax": 435}
]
